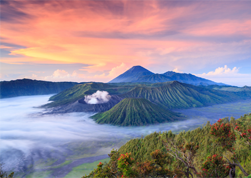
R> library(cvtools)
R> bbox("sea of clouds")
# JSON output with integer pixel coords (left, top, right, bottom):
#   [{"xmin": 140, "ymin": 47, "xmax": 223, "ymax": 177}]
[{"xmin": 1, "ymin": 95, "xmax": 251, "ymax": 173}]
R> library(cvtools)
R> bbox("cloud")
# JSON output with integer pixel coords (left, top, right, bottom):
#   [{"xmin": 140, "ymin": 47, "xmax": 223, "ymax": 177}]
[
  {"xmin": 173, "ymin": 68, "xmax": 183, "ymax": 73},
  {"xmin": 52, "ymin": 69, "xmax": 70, "ymax": 78},
  {"xmin": 201, "ymin": 65, "xmax": 239, "ymax": 76},
  {"xmin": 198, "ymin": 65, "xmax": 251, "ymax": 86},
  {"xmin": 0, "ymin": 45, "xmax": 12, "ymax": 49},
  {"xmin": 0, "ymin": 0, "xmax": 251, "ymax": 84},
  {"xmin": 42, "ymin": 69, "xmax": 81, "ymax": 81},
  {"xmin": 0, "ymin": 0, "xmax": 33, "ymax": 23},
  {"xmin": 84, "ymin": 90, "xmax": 111, "ymax": 104}
]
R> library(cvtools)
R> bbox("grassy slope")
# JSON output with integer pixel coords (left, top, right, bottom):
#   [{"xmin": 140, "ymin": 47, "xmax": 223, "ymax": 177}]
[
  {"xmin": 64, "ymin": 158, "xmax": 110, "ymax": 178},
  {"xmin": 44, "ymin": 82, "xmax": 135, "ymax": 107},
  {"xmin": 121, "ymin": 81, "xmax": 248, "ymax": 109},
  {"xmin": 0, "ymin": 79, "xmax": 77, "ymax": 99},
  {"xmin": 43, "ymin": 81, "xmax": 251, "ymax": 109},
  {"xmin": 91, "ymin": 98, "xmax": 182, "ymax": 126},
  {"xmin": 86, "ymin": 114, "xmax": 251, "ymax": 177},
  {"xmin": 205, "ymin": 85, "xmax": 251, "ymax": 92}
]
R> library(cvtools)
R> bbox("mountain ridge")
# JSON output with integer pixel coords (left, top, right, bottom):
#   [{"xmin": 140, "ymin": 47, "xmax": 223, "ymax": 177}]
[
  {"xmin": 109, "ymin": 65, "xmax": 225, "ymax": 86},
  {"xmin": 0, "ymin": 78, "xmax": 78, "ymax": 99},
  {"xmin": 120, "ymin": 81, "xmax": 245, "ymax": 109},
  {"xmin": 91, "ymin": 98, "xmax": 183, "ymax": 126},
  {"xmin": 109, "ymin": 66, "xmax": 154, "ymax": 83}
]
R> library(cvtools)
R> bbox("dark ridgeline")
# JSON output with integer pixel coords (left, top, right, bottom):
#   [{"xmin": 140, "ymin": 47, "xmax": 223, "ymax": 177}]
[{"xmin": 0, "ymin": 78, "xmax": 78, "ymax": 98}]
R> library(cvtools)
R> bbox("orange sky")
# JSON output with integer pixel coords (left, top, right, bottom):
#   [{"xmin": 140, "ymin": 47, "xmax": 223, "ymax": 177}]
[{"xmin": 1, "ymin": 0, "xmax": 251, "ymax": 85}]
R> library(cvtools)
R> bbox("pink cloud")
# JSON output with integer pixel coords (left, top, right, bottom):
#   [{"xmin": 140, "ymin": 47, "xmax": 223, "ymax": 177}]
[{"xmin": 1, "ymin": 0, "xmax": 250, "ymax": 83}]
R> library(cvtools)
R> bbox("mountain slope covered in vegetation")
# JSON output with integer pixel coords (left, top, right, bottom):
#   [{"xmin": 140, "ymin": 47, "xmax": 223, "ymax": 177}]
[
  {"xmin": 121, "ymin": 81, "xmax": 249, "ymax": 109},
  {"xmin": 84, "ymin": 113, "xmax": 251, "ymax": 178},
  {"xmin": 44, "ymin": 82, "xmax": 135, "ymax": 107},
  {"xmin": 91, "ymin": 98, "xmax": 182, "ymax": 126},
  {"xmin": 0, "ymin": 79, "xmax": 78, "ymax": 99},
  {"xmin": 109, "ymin": 66, "xmax": 154, "ymax": 83}
]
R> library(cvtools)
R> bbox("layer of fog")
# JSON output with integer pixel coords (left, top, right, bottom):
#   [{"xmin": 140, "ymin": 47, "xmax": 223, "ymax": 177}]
[
  {"xmin": 1, "ymin": 95, "xmax": 251, "ymax": 173},
  {"xmin": 84, "ymin": 90, "xmax": 111, "ymax": 104}
]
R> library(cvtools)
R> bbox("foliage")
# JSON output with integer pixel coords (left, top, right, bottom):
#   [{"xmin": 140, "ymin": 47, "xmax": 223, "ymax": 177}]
[
  {"xmin": 210, "ymin": 118, "xmax": 250, "ymax": 177},
  {"xmin": 200, "ymin": 154, "xmax": 229, "ymax": 178},
  {"xmin": 234, "ymin": 116, "xmax": 251, "ymax": 145},
  {"xmin": 83, "ymin": 113, "xmax": 251, "ymax": 178},
  {"xmin": 117, "ymin": 153, "xmax": 137, "ymax": 177},
  {"xmin": 0, "ymin": 164, "xmax": 14, "ymax": 178},
  {"xmin": 210, "ymin": 119, "xmax": 236, "ymax": 150}
]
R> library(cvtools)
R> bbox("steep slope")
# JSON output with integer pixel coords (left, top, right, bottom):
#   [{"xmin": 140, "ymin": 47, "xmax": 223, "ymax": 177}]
[
  {"xmin": 109, "ymin": 66, "xmax": 224, "ymax": 85},
  {"xmin": 44, "ymin": 82, "xmax": 135, "ymax": 108},
  {"xmin": 0, "ymin": 79, "xmax": 77, "ymax": 99},
  {"xmin": 109, "ymin": 66, "xmax": 154, "ymax": 83},
  {"xmin": 121, "ymin": 81, "xmax": 242, "ymax": 109},
  {"xmin": 132, "ymin": 74, "xmax": 172, "ymax": 83},
  {"xmin": 163, "ymin": 71, "xmax": 220, "ymax": 85},
  {"xmin": 49, "ymin": 95, "xmax": 123, "ymax": 113},
  {"xmin": 133, "ymin": 72, "xmax": 221, "ymax": 85},
  {"xmin": 91, "ymin": 98, "xmax": 182, "ymax": 126},
  {"xmin": 164, "ymin": 72, "xmax": 217, "ymax": 85}
]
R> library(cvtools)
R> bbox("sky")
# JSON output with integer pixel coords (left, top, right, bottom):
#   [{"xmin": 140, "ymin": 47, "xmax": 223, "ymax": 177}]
[{"xmin": 0, "ymin": 0, "xmax": 251, "ymax": 86}]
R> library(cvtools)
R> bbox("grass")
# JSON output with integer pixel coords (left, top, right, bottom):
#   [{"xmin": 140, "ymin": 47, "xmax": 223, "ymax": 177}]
[
  {"xmin": 34, "ymin": 158, "xmax": 57, "ymax": 168},
  {"xmin": 25, "ymin": 171, "xmax": 52, "ymax": 178},
  {"xmin": 51, "ymin": 160, "xmax": 72, "ymax": 169},
  {"xmin": 64, "ymin": 158, "xmax": 110, "ymax": 178}
]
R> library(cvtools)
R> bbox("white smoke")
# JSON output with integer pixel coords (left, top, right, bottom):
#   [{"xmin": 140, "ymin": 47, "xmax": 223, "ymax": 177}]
[{"xmin": 84, "ymin": 90, "xmax": 111, "ymax": 104}]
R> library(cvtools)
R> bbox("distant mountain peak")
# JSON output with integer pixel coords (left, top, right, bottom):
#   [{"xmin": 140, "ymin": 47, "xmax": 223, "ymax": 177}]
[
  {"xmin": 109, "ymin": 65, "xmax": 153, "ymax": 83},
  {"xmin": 127, "ymin": 65, "xmax": 152, "ymax": 73},
  {"xmin": 163, "ymin": 71, "xmax": 177, "ymax": 76},
  {"xmin": 109, "ymin": 66, "xmax": 225, "ymax": 86}
]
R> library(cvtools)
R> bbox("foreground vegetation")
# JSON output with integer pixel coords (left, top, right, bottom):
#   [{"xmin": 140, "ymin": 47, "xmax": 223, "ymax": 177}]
[
  {"xmin": 0, "ymin": 164, "xmax": 14, "ymax": 178},
  {"xmin": 83, "ymin": 113, "xmax": 251, "ymax": 178}
]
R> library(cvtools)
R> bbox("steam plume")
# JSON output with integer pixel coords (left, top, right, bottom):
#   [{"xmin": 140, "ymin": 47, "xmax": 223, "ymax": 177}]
[{"xmin": 84, "ymin": 90, "xmax": 111, "ymax": 104}]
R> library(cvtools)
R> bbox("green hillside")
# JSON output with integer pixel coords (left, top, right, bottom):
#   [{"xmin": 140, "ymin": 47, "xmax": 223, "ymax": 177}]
[
  {"xmin": 84, "ymin": 113, "xmax": 251, "ymax": 178},
  {"xmin": 44, "ymin": 82, "xmax": 135, "ymax": 107},
  {"xmin": 204, "ymin": 85, "xmax": 251, "ymax": 92},
  {"xmin": 91, "ymin": 98, "xmax": 182, "ymax": 126},
  {"xmin": 0, "ymin": 79, "xmax": 77, "ymax": 99},
  {"xmin": 121, "ymin": 81, "xmax": 245, "ymax": 109},
  {"xmin": 44, "ymin": 81, "xmax": 251, "ymax": 109}
]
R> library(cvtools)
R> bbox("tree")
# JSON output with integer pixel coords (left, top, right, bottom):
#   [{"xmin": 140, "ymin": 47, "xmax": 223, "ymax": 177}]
[
  {"xmin": 117, "ymin": 153, "xmax": 137, "ymax": 177},
  {"xmin": 234, "ymin": 120, "xmax": 251, "ymax": 146},
  {"xmin": 118, "ymin": 150, "xmax": 175, "ymax": 178},
  {"xmin": 200, "ymin": 154, "xmax": 229, "ymax": 178},
  {"xmin": 164, "ymin": 139, "xmax": 199, "ymax": 178},
  {"xmin": 210, "ymin": 119, "xmax": 249, "ymax": 177},
  {"xmin": 0, "ymin": 164, "xmax": 14, "ymax": 178}
]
